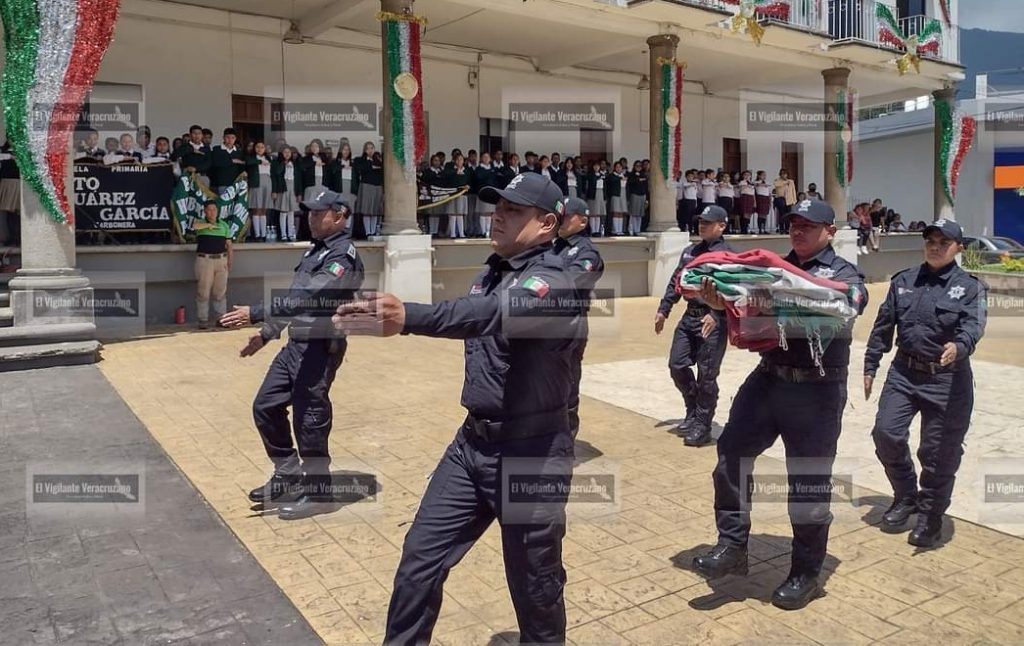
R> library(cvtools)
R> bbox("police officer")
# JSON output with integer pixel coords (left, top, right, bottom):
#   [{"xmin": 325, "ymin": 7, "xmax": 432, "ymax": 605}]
[
  {"xmin": 655, "ymin": 204, "xmax": 733, "ymax": 447},
  {"xmin": 333, "ymin": 173, "xmax": 584, "ymax": 645},
  {"xmin": 554, "ymin": 196, "xmax": 605, "ymax": 439},
  {"xmin": 692, "ymin": 200, "xmax": 868, "ymax": 610},
  {"xmin": 219, "ymin": 190, "xmax": 364, "ymax": 521},
  {"xmin": 864, "ymin": 218, "xmax": 986, "ymax": 547}
]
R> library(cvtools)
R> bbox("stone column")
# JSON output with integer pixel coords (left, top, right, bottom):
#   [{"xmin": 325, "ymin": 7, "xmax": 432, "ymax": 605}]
[
  {"xmin": 4, "ymin": 170, "xmax": 100, "ymax": 370},
  {"xmin": 645, "ymin": 34, "xmax": 680, "ymax": 233},
  {"xmin": 933, "ymin": 86, "xmax": 957, "ymax": 221},
  {"xmin": 378, "ymin": 0, "xmax": 433, "ymax": 302},
  {"xmin": 822, "ymin": 67, "xmax": 851, "ymax": 220}
]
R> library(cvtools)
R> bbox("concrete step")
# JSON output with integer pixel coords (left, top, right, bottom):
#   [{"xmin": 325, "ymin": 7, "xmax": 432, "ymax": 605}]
[
  {"xmin": 0, "ymin": 272, "xmax": 13, "ymax": 288},
  {"xmin": 0, "ymin": 306, "xmax": 11, "ymax": 327},
  {"xmin": 0, "ymin": 340, "xmax": 101, "ymax": 372},
  {"xmin": 0, "ymin": 322, "xmax": 96, "ymax": 347},
  {"xmin": 0, "ymin": 292, "xmax": 8, "ymax": 307}
]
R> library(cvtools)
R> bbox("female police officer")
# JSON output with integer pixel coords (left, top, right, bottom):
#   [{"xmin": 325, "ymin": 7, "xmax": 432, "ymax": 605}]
[{"xmin": 864, "ymin": 219, "xmax": 986, "ymax": 547}]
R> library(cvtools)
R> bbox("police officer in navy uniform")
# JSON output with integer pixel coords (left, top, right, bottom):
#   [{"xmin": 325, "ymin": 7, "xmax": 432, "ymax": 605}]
[
  {"xmin": 554, "ymin": 196, "xmax": 605, "ymax": 439},
  {"xmin": 219, "ymin": 190, "xmax": 364, "ymax": 521},
  {"xmin": 864, "ymin": 218, "xmax": 986, "ymax": 547},
  {"xmin": 692, "ymin": 200, "xmax": 868, "ymax": 610},
  {"xmin": 655, "ymin": 204, "xmax": 733, "ymax": 447},
  {"xmin": 333, "ymin": 173, "xmax": 584, "ymax": 645}
]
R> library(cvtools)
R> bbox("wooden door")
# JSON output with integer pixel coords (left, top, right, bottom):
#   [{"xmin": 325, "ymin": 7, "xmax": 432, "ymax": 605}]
[
  {"xmin": 580, "ymin": 129, "xmax": 611, "ymax": 167},
  {"xmin": 781, "ymin": 142, "xmax": 801, "ymax": 192}
]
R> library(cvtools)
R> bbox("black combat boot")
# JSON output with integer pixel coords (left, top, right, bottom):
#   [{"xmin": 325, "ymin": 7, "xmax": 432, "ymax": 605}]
[
  {"xmin": 771, "ymin": 573, "xmax": 823, "ymax": 610},
  {"xmin": 880, "ymin": 497, "xmax": 917, "ymax": 531},
  {"xmin": 248, "ymin": 472, "xmax": 302, "ymax": 503},
  {"xmin": 908, "ymin": 515, "xmax": 943, "ymax": 548},
  {"xmin": 692, "ymin": 544, "xmax": 748, "ymax": 579}
]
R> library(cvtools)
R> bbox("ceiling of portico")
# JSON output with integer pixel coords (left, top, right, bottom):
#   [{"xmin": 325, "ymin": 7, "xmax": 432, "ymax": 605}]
[{"xmin": 154, "ymin": 0, "xmax": 957, "ymax": 104}]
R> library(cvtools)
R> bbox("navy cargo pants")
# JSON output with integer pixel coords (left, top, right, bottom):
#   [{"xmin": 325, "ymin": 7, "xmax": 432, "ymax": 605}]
[
  {"xmin": 871, "ymin": 361, "xmax": 974, "ymax": 518},
  {"xmin": 713, "ymin": 368, "xmax": 846, "ymax": 576},
  {"xmin": 252, "ymin": 338, "xmax": 346, "ymax": 477},
  {"xmin": 568, "ymin": 340, "xmax": 587, "ymax": 440},
  {"xmin": 385, "ymin": 426, "xmax": 574, "ymax": 645},
  {"xmin": 669, "ymin": 309, "xmax": 728, "ymax": 428}
]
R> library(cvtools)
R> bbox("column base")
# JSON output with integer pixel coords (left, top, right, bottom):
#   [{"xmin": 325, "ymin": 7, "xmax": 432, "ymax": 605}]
[
  {"xmin": 645, "ymin": 231, "xmax": 691, "ymax": 297},
  {"xmin": 383, "ymin": 234, "xmax": 434, "ymax": 303},
  {"xmin": 833, "ymin": 228, "xmax": 858, "ymax": 267},
  {"xmin": 6, "ymin": 268, "xmax": 99, "ymax": 370}
]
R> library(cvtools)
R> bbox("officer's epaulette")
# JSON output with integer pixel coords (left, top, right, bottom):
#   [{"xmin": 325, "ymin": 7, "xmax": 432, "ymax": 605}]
[{"xmin": 891, "ymin": 267, "xmax": 915, "ymax": 282}]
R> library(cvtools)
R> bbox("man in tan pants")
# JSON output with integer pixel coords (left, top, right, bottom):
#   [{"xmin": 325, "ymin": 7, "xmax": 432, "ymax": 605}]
[{"xmin": 194, "ymin": 200, "xmax": 233, "ymax": 329}]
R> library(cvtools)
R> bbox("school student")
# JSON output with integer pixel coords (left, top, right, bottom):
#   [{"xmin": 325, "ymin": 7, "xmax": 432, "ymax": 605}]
[
  {"xmin": 246, "ymin": 141, "xmax": 273, "ymax": 241},
  {"xmin": 271, "ymin": 146, "xmax": 301, "ymax": 242},
  {"xmin": 738, "ymin": 170, "xmax": 756, "ymax": 234},
  {"xmin": 172, "ymin": 124, "xmax": 212, "ymax": 184},
  {"xmin": 423, "ymin": 154, "xmax": 445, "ymax": 236},
  {"xmin": 773, "ymin": 168, "xmax": 797, "ymax": 233},
  {"xmin": 474, "ymin": 152, "xmax": 497, "ymax": 237},
  {"xmin": 679, "ymin": 169, "xmax": 699, "ymax": 233},
  {"xmin": 585, "ymin": 161, "xmax": 607, "ymax": 236},
  {"xmin": 700, "ymin": 170, "xmax": 718, "ymax": 213},
  {"xmin": 563, "ymin": 158, "xmax": 580, "ymax": 198},
  {"xmin": 444, "ymin": 153, "xmax": 470, "ymax": 239},
  {"xmin": 209, "ymin": 128, "xmax": 245, "ymax": 195},
  {"xmin": 716, "ymin": 172, "xmax": 736, "ymax": 232},
  {"xmin": 329, "ymin": 142, "xmax": 357, "ymax": 232},
  {"xmin": 608, "ymin": 161, "xmax": 628, "ymax": 236},
  {"xmin": 356, "ymin": 149, "xmax": 385, "ymax": 237},
  {"xmin": 465, "ymin": 149, "xmax": 481, "ymax": 237},
  {"xmin": 753, "ymin": 170, "xmax": 772, "ymax": 235},
  {"xmin": 625, "ymin": 161, "xmax": 648, "ymax": 236}
]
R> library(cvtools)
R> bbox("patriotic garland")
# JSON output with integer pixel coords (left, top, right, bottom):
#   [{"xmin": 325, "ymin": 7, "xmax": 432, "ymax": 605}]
[
  {"xmin": 876, "ymin": 3, "xmax": 942, "ymax": 75},
  {"xmin": 0, "ymin": 0, "xmax": 120, "ymax": 225},
  {"xmin": 721, "ymin": 0, "xmax": 791, "ymax": 45},
  {"xmin": 835, "ymin": 89, "xmax": 855, "ymax": 189},
  {"xmin": 379, "ymin": 11, "xmax": 427, "ymax": 182},
  {"xmin": 658, "ymin": 57, "xmax": 685, "ymax": 183},
  {"xmin": 935, "ymin": 97, "xmax": 977, "ymax": 206},
  {"xmin": 938, "ymin": 0, "xmax": 952, "ymax": 28},
  {"xmin": 676, "ymin": 249, "xmax": 860, "ymax": 375}
]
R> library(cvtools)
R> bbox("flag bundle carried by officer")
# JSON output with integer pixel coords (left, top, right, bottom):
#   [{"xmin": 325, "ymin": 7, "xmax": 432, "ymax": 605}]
[
  {"xmin": 171, "ymin": 171, "xmax": 250, "ymax": 241},
  {"xmin": 676, "ymin": 248, "xmax": 861, "ymax": 370}
]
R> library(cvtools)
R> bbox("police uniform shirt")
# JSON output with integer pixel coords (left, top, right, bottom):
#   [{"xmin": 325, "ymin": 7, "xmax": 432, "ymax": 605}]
[
  {"xmin": 864, "ymin": 261, "xmax": 986, "ymax": 377},
  {"xmin": 250, "ymin": 229, "xmax": 364, "ymax": 342},
  {"xmin": 402, "ymin": 244, "xmax": 584, "ymax": 424},
  {"xmin": 762, "ymin": 245, "xmax": 868, "ymax": 369},
  {"xmin": 554, "ymin": 233, "xmax": 605, "ymax": 311},
  {"xmin": 658, "ymin": 237, "xmax": 733, "ymax": 318}
]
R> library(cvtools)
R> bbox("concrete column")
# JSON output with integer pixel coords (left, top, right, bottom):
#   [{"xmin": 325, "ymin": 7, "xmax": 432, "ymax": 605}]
[
  {"xmin": 379, "ymin": 0, "xmax": 433, "ymax": 302},
  {"xmin": 822, "ymin": 67, "xmax": 851, "ymax": 219},
  {"xmin": 380, "ymin": 0, "xmax": 422, "ymax": 236},
  {"xmin": 933, "ymin": 86, "xmax": 957, "ymax": 221},
  {"xmin": 645, "ymin": 34, "xmax": 680, "ymax": 233},
  {"xmin": 644, "ymin": 35, "xmax": 690, "ymax": 301},
  {"xmin": 3, "ymin": 168, "xmax": 100, "ymax": 370}
]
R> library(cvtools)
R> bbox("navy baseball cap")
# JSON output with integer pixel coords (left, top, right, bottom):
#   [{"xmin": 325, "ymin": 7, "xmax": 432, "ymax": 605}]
[
  {"xmin": 784, "ymin": 199, "xmax": 835, "ymax": 225},
  {"xmin": 479, "ymin": 173, "xmax": 565, "ymax": 215},
  {"xmin": 300, "ymin": 189, "xmax": 351, "ymax": 215},
  {"xmin": 923, "ymin": 218, "xmax": 964, "ymax": 243},
  {"xmin": 558, "ymin": 196, "xmax": 590, "ymax": 218},
  {"xmin": 697, "ymin": 204, "xmax": 728, "ymax": 223}
]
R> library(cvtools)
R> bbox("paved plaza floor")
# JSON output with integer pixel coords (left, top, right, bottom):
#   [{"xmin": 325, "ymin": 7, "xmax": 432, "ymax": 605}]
[{"xmin": 69, "ymin": 282, "xmax": 1024, "ymax": 645}]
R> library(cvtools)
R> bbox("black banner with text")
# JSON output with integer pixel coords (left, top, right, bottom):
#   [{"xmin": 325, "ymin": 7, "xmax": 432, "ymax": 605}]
[{"xmin": 74, "ymin": 163, "xmax": 176, "ymax": 232}]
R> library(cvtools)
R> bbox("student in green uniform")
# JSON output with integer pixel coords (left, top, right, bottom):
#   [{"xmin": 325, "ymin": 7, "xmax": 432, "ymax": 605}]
[{"xmin": 210, "ymin": 128, "xmax": 245, "ymax": 195}]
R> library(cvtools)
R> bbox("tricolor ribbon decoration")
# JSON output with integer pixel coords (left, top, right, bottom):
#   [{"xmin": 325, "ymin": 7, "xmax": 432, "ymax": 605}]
[
  {"xmin": 876, "ymin": 3, "xmax": 941, "ymax": 75},
  {"xmin": 657, "ymin": 57, "xmax": 685, "ymax": 183},
  {"xmin": 1, "ymin": 0, "xmax": 120, "ymax": 225},
  {"xmin": 721, "ymin": 0, "xmax": 791, "ymax": 45},
  {"xmin": 835, "ymin": 88, "xmax": 855, "ymax": 190},
  {"xmin": 378, "ymin": 10, "xmax": 427, "ymax": 182},
  {"xmin": 935, "ymin": 97, "xmax": 976, "ymax": 206}
]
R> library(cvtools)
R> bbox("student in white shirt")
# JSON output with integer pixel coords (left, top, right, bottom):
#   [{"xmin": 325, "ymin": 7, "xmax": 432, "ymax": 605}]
[
  {"xmin": 564, "ymin": 158, "xmax": 580, "ymax": 199},
  {"xmin": 678, "ymin": 168, "xmax": 699, "ymax": 234},
  {"xmin": 716, "ymin": 171, "xmax": 736, "ymax": 232},
  {"xmin": 700, "ymin": 170, "xmax": 718, "ymax": 213},
  {"xmin": 247, "ymin": 141, "xmax": 273, "ymax": 241},
  {"xmin": 608, "ymin": 161, "xmax": 628, "ymax": 235},
  {"xmin": 738, "ymin": 170, "xmax": 756, "ymax": 235},
  {"xmin": 585, "ymin": 160, "xmax": 607, "ymax": 236},
  {"xmin": 753, "ymin": 170, "xmax": 772, "ymax": 235}
]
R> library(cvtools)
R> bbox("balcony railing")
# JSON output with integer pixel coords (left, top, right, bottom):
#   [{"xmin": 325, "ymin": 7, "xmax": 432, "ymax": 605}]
[
  {"xmin": 668, "ymin": 0, "xmax": 828, "ymax": 35},
  {"xmin": 827, "ymin": 0, "xmax": 959, "ymax": 64}
]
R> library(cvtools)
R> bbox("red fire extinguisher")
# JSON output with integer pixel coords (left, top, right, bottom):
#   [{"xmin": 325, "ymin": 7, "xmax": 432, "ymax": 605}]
[{"xmin": 175, "ymin": 305, "xmax": 186, "ymax": 325}]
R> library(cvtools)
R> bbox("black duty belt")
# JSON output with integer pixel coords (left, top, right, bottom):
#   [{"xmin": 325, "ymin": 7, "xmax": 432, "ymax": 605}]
[
  {"xmin": 196, "ymin": 252, "xmax": 226, "ymax": 259},
  {"xmin": 462, "ymin": 410, "xmax": 567, "ymax": 443},
  {"xmin": 896, "ymin": 351, "xmax": 965, "ymax": 375},
  {"xmin": 685, "ymin": 304, "xmax": 711, "ymax": 317},
  {"xmin": 758, "ymin": 361, "xmax": 846, "ymax": 383}
]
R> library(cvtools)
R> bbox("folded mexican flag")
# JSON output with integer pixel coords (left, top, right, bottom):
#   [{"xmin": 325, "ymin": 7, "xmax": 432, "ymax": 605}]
[{"xmin": 675, "ymin": 249, "xmax": 859, "ymax": 368}]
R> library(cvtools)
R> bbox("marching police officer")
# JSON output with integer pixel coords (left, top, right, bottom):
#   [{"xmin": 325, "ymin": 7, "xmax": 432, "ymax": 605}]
[
  {"xmin": 219, "ymin": 190, "xmax": 364, "ymax": 521},
  {"xmin": 333, "ymin": 173, "xmax": 584, "ymax": 645},
  {"xmin": 864, "ymin": 218, "xmax": 986, "ymax": 547},
  {"xmin": 554, "ymin": 196, "xmax": 605, "ymax": 439},
  {"xmin": 692, "ymin": 200, "xmax": 868, "ymax": 610},
  {"xmin": 655, "ymin": 204, "xmax": 733, "ymax": 446}
]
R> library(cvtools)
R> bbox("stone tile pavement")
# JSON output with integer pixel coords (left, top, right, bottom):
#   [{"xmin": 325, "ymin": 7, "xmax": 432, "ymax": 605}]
[
  {"xmin": 0, "ymin": 365, "xmax": 321, "ymax": 645},
  {"xmin": 91, "ymin": 289, "xmax": 1024, "ymax": 645}
]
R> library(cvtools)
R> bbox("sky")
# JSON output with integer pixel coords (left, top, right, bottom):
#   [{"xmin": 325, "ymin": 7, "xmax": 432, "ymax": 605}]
[{"xmin": 958, "ymin": 0, "xmax": 1024, "ymax": 32}]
